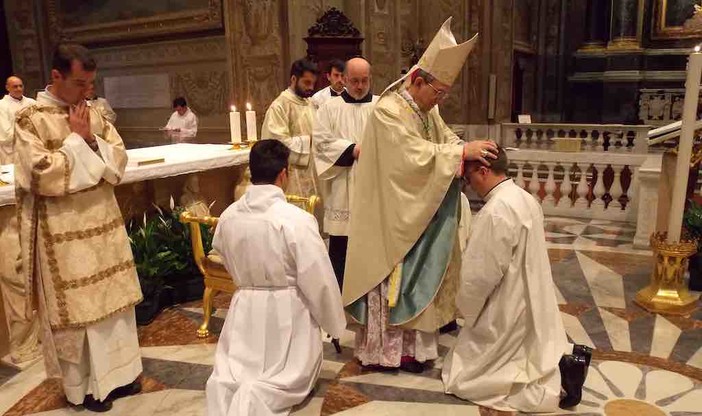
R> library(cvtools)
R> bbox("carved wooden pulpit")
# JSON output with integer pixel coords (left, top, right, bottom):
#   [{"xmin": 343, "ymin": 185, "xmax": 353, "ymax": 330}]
[{"xmin": 304, "ymin": 8, "xmax": 364, "ymax": 90}]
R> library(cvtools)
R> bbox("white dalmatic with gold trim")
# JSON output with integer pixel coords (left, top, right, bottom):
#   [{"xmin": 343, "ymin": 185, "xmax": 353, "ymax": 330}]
[
  {"xmin": 14, "ymin": 88, "xmax": 142, "ymax": 405},
  {"xmin": 206, "ymin": 185, "xmax": 346, "ymax": 416},
  {"xmin": 442, "ymin": 180, "xmax": 570, "ymax": 412}
]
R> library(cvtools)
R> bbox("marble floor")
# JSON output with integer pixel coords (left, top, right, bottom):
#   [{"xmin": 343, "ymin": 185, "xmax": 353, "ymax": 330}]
[{"xmin": 1, "ymin": 217, "xmax": 701, "ymax": 415}]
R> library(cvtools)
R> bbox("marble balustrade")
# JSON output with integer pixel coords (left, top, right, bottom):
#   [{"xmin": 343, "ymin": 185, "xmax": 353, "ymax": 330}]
[
  {"xmin": 506, "ymin": 149, "xmax": 662, "ymax": 249},
  {"xmin": 501, "ymin": 123, "xmax": 651, "ymax": 153}
]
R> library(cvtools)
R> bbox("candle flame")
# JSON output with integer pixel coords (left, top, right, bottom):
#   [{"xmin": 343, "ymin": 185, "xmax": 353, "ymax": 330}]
[
  {"xmin": 246, "ymin": 102, "xmax": 252, "ymax": 111},
  {"xmin": 696, "ymin": 45, "xmax": 701, "ymax": 53},
  {"xmin": 231, "ymin": 105, "xmax": 236, "ymax": 112}
]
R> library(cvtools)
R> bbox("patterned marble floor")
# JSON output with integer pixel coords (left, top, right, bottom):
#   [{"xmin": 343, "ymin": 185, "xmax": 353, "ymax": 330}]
[{"xmin": 1, "ymin": 217, "xmax": 701, "ymax": 416}]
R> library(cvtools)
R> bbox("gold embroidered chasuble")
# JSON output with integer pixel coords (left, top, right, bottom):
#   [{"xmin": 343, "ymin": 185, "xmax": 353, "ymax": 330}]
[
  {"xmin": 14, "ymin": 91, "xmax": 142, "ymax": 338},
  {"xmin": 342, "ymin": 89, "xmax": 464, "ymax": 332}
]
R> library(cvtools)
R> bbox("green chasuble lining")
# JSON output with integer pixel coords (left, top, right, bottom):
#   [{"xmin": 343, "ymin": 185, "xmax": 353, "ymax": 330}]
[{"xmin": 347, "ymin": 180, "xmax": 461, "ymax": 325}]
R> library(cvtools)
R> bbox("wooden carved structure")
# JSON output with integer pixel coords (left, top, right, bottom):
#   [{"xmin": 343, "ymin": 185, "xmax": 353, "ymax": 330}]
[{"xmin": 304, "ymin": 8, "xmax": 363, "ymax": 90}]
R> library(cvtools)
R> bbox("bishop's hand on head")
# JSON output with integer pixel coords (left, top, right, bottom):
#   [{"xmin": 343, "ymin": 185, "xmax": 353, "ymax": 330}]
[{"xmin": 463, "ymin": 140, "xmax": 497, "ymax": 166}]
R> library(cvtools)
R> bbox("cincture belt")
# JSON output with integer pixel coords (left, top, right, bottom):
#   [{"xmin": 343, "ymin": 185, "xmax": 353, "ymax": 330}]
[{"xmin": 237, "ymin": 286, "xmax": 297, "ymax": 291}]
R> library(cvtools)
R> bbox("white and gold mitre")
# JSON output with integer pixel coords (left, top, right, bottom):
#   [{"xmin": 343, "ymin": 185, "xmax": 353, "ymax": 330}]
[
  {"xmin": 382, "ymin": 17, "xmax": 478, "ymax": 94},
  {"xmin": 418, "ymin": 17, "xmax": 478, "ymax": 85}
]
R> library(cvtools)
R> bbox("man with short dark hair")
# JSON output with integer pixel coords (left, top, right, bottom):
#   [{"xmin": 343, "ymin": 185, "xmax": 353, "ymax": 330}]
[
  {"xmin": 261, "ymin": 58, "xmax": 319, "ymax": 199},
  {"xmin": 164, "ymin": 96, "xmax": 198, "ymax": 142},
  {"xmin": 310, "ymin": 59, "xmax": 346, "ymax": 109},
  {"xmin": 442, "ymin": 147, "xmax": 591, "ymax": 413},
  {"xmin": 206, "ymin": 140, "xmax": 346, "ymax": 416},
  {"xmin": 14, "ymin": 42, "xmax": 143, "ymax": 412}
]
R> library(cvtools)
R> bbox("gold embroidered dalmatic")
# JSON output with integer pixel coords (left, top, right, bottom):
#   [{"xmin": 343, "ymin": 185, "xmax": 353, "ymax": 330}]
[
  {"xmin": 14, "ymin": 92, "xmax": 142, "ymax": 375},
  {"xmin": 261, "ymin": 89, "xmax": 317, "ymax": 198}
]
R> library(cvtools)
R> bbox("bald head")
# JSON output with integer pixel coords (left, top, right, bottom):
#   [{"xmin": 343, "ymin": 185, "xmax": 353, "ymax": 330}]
[
  {"xmin": 344, "ymin": 57, "xmax": 372, "ymax": 100},
  {"xmin": 6, "ymin": 76, "xmax": 25, "ymax": 99}
]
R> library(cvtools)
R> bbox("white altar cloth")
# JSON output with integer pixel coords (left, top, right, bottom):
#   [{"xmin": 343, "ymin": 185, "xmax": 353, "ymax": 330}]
[{"xmin": 0, "ymin": 143, "xmax": 249, "ymax": 207}]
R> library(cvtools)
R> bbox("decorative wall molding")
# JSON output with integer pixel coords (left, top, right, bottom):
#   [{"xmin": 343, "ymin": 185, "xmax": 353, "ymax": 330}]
[
  {"xmin": 225, "ymin": 0, "xmax": 289, "ymax": 122},
  {"xmin": 91, "ymin": 37, "xmax": 228, "ymax": 70},
  {"xmin": 171, "ymin": 71, "xmax": 229, "ymax": 116},
  {"xmin": 638, "ymin": 88, "xmax": 691, "ymax": 126},
  {"xmin": 4, "ymin": 0, "xmax": 49, "ymax": 94},
  {"xmin": 44, "ymin": 0, "xmax": 224, "ymax": 45}
]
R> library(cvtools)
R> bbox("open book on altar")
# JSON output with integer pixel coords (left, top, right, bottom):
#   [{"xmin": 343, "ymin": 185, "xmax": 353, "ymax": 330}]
[{"xmin": 127, "ymin": 156, "xmax": 166, "ymax": 167}]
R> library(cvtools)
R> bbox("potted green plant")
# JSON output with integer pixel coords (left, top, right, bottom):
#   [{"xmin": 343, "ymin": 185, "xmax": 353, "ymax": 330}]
[
  {"xmin": 683, "ymin": 200, "xmax": 702, "ymax": 291},
  {"xmin": 128, "ymin": 201, "xmax": 213, "ymax": 325}
]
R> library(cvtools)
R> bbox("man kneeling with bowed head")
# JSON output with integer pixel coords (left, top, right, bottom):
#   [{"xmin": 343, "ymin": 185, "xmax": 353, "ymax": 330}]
[
  {"xmin": 442, "ymin": 147, "xmax": 592, "ymax": 414},
  {"xmin": 206, "ymin": 140, "xmax": 347, "ymax": 416}
]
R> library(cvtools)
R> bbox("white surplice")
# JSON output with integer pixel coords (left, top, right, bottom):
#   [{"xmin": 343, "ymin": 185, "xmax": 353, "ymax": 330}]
[
  {"xmin": 310, "ymin": 86, "xmax": 344, "ymax": 110},
  {"xmin": 164, "ymin": 108, "xmax": 198, "ymax": 141},
  {"xmin": 442, "ymin": 180, "xmax": 569, "ymax": 413},
  {"xmin": 0, "ymin": 94, "xmax": 36, "ymax": 164},
  {"xmin": 206, "ymin": 185, "xmax": 346, "ymax": 416},
  {"xmin": 313, "ymin": 94, "xmax": 378, "ymax": 235}
]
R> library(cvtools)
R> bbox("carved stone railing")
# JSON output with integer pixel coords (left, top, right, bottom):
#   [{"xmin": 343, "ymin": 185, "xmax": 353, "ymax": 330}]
[
  {"xmin": 506, "ymin": 151, "xmax": 662, "ymax": 248},
  {"xmin": 501, "ymin": 123, "xmax": 652, "ymax": 153}
]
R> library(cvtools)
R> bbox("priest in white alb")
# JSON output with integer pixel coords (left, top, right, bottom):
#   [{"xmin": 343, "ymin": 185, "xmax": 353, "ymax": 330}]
[
  {"xmin": 313, "ymin": 57, "xmax": 377, "ymax": 289},
  {"xmin": 442, "ymin": 147, "xmax": 591, "ymax": 413},
  {"xmin": 261, "ymin": 58, "xmax": 318, "ymax": 199},
  {"xmin": 14, "ymin": 44, "xmax": 143, "ymax": 412},
  {"xmin": 343, "ymin": 18, "xmax": 496, "ymax": 373},
  {"xmin": 206, "ymin": 140, "xmax": 346, "ymax": 416},
  {"xmin": 0, "ymin": 75, "xmax": 36, "ymax": 164},
  {"xmin": 163, "ymin": 96, "xmax": 198, "ymax": 142}
]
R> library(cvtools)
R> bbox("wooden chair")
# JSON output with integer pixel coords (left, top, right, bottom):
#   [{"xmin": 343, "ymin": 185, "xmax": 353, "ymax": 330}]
[{"xmin": 180, "ymin": 194, "xmax": 320, "ymax": 338}]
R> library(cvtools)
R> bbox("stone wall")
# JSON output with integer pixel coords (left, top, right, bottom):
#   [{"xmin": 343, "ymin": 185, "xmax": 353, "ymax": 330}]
[{"xmin": 4, "ymin": 0, "xmax": 536, "ymax": 144}]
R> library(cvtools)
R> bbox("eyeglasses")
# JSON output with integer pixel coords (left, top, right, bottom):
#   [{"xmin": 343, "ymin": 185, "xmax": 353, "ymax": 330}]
[{"xmin": 427, "ymin": 82, "xmax": 449, "ymax": 100}]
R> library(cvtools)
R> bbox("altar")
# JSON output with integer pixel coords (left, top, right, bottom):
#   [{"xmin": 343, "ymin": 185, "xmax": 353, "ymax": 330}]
[{"xmin": 0, "ymin": 143, "xmax": 250, "ymax": 362}]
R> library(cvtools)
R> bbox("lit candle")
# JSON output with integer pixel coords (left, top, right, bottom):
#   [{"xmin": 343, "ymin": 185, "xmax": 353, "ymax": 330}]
[
  {"xmin": 667, "ymin": 48, "xmax": 702, "ymax": 243},
  {"xmin": 246, "ymin": 102, "xmax": 257, "ymax": 142},
  {"xmin": 229, "ymin": 105, "xmax": 241, "ymax": 144}
]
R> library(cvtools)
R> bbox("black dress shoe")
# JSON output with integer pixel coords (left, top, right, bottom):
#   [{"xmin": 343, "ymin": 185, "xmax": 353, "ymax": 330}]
[
  {"xmin": 107, "ymin": 379, "xmax": 142, "ymax": 401},
  {"xmin": 439, "ymin": 320, "xmax": 458, "ymax": 334},
  {"xmin": 331, "ymin": 338, "xmax": 342, "ymax": 353},
  {"xmin": 559, "ymin": 354, "xmax": 587, "ymax": 409},
  {"xmin": 573, "ymin": 344, "xmax": 593, "ymax": 367},
  {"xmin": 399, "ymin": 360, "xmax": 425, "ymax": 374},
  {"xmin": 82, "ymin": 395, "xmax": 113, "ymax": 412}
]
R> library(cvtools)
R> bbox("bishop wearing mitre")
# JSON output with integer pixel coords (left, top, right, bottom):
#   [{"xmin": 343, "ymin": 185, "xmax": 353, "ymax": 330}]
[{"xmin": 343, "ymin": 18, "xmax": 497, "ymax": 372}]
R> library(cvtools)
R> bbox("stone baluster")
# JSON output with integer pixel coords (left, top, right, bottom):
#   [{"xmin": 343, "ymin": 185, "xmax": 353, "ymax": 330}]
[
  {"xmin": 591, "ymin": 164, "xmax": 607, "ymax": 211},
  {"xmin": 627, "ymin": 167, "xmax": 637, "ymax": 212},
  {"xmin": 597, "ymin": 132, "xmax": 607, "ymax": 152},
  {"xmin": 515, "ymin": 161, "xmax": 526, "ymax": 189},
  {"xmin": 543, "ymin": 162, "xmax": 557, "ymax": 207},
  {"xmin": 574, "ymin": 163, "xmax": 590, "ymax": 209},
  {"xmin": 557, "ymin": 163, "xmax": 573, "ymax": 208},
  {"xmin": 583, "ymin": 129, "xmax": 592, "ymax": 151},
  {"xmin": 610, "ymin": 164, "xmax": 625, "ymax": 209},
  {"xmin": 528, "ymin": 163, "xmax": 541, "ymax": 200}
]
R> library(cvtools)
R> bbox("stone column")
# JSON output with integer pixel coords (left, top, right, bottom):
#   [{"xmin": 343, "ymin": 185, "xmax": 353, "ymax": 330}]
[
  {"xmin": 581, "ymin": 0, "xmax": 609, "ymax": 50},
  {"xmin": 608, "ymin": 0, "xmax": 640, "ymax": 49}
]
